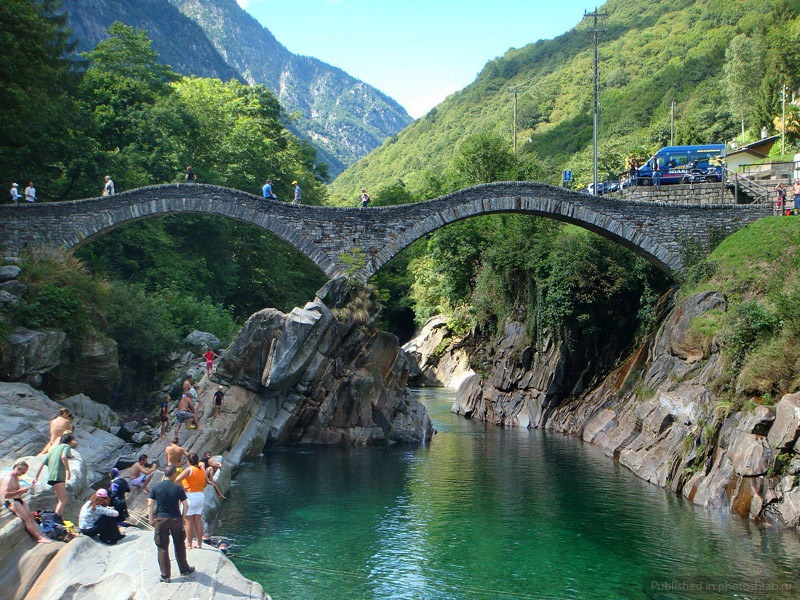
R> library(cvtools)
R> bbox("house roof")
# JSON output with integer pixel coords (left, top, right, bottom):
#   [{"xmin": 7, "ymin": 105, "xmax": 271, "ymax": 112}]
[{"xmin": 728, "ymin": 135, "xmax": 780, "ymax": 158}]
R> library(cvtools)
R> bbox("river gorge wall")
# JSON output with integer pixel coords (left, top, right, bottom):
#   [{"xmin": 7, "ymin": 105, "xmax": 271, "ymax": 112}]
[{"xmin": 416, "ymin": 292, "xmax": 800, "ymax": 528}]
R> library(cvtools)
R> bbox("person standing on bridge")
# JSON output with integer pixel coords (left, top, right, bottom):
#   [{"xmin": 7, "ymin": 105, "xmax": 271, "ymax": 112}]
[
  {"xmin": 792, "ymin": 181, "xmax": 800, "ymax": 216},
  {"xmin": 24, "ymin": 182, "xmax": 36, "ymax": 202},
  {"xmin": 185, "ymin": 166, "xmax": 196, "ymax": 184},
  {"xmin": 9, "ymin": 183, "xmax": 20, "ymax": 205},
  {"xmin": 102, "ymin": 175, "xmax": 115, "ymax": 196},
  {"xmin": 262, "ymin": 179, "xmax": 277, "ymax": 199},
  {"xmin": 360, "ymin": 188, "xmax": 371, "ymax": 208},
  {"xmin": 292, "ymin": 180, "xmax": 301, "ymax": 204}
]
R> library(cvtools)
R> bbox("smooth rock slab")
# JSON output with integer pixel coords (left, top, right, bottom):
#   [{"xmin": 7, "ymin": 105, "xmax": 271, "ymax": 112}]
[{"xmin": 22, "ymin": 530, "xmax": 268, "ymax": 600}]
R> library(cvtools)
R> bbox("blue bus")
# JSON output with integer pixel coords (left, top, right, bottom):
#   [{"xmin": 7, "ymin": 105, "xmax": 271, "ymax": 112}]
[{"xmin": 636, "ymin": 144, "xmax": 726, "ymax": 185}]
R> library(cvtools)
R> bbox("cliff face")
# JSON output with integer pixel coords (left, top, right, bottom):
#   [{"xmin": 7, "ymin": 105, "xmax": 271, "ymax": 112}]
[{"xmin": 423, "ymin": 291, "xmax": 800, "ymax": 526}]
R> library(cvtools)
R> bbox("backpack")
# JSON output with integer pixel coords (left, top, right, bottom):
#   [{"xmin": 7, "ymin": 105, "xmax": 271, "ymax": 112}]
[{"xmin": 36, "ymin": 511, "xmax": 70, "ymax": 541}]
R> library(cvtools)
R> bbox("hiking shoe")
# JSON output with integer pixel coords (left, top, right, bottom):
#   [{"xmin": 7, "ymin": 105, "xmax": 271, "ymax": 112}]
[
  {"xmin": 187, "ymin": 425, "xmax": 197, "ymax": 429},
  {"xmin": 160, "ymin": 575, "xmax": 170, "ymax": 583},
  {"xmin": 180, "ymin": 566, "xmax": 196, "ymax": 576}
]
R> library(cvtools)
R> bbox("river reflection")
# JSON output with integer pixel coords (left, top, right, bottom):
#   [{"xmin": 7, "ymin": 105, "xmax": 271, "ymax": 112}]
[{"xmin": 217, "ymin": 388, "xmax": 800, "ymax": 599}]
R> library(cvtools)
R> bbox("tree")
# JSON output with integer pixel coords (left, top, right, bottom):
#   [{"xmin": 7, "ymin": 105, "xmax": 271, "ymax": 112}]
[
  {"xmin": 0, "ymin": 0, "xmax": 82, "ymax": 199},
  {"xmin": 722, "ymin": 34, "xmax": 766, "ymax": 142}
]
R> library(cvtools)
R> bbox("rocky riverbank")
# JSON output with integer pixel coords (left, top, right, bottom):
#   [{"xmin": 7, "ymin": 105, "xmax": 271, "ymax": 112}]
[
  {"xmin": 0, "ymin": 277, "xmax": 433, "ymax": 598},
  {"xmin": 411, "ymin": 291, "xmax": 800, "ymax": 528}
]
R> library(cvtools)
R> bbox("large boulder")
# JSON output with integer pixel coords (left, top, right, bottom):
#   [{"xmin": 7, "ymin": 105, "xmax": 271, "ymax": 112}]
[
  {"xmin": 768, "ymin": 392, "xmax": 800, "ymax": 450},
  {"xmin": 0, "ymin": 327, "xmax": 67, "ymax": 384},
  {"xmin": 216, "ymin": 281, "xmax": 433, "ymax": 447},
  {"xmin": 403, "ymin": 316, "xmax": 474, "ymax": 389},
  {"xmin": 42, "ymin": 336, "xmax": 121, "ymax": 404},
  {"xmin": 184, "ymin": 330, "xmax": 222, "ymax": 355},
  {"xmin": 59, "ymin": 394, "xmax": 118, "ymax": 430}
]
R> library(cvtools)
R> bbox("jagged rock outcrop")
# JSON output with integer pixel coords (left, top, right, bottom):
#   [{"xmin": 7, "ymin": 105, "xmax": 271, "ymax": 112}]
[
  {"xmin": 215, "ymin": 279, "xmax": 433, "ymax": 447},
  {"xmin": 403, "ymin": 316, "xmax": 474, "ymax": 389},
  {"xmin": 425, "ymin": 289, "xmax": 800, "ymax": 526}
]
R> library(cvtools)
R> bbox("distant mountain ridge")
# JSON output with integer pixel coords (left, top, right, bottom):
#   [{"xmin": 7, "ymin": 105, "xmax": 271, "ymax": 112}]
[{"xmin": 61, "ymin": 0, "xmax": 413, "ymax": 177}]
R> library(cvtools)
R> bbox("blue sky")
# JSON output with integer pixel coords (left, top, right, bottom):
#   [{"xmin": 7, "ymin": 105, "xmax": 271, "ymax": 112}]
[{"xmin": 236, "ymin": 0, "xmax": 593, "ymax": 118}]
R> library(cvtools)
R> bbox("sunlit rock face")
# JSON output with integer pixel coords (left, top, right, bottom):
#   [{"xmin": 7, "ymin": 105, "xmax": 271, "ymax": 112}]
[{"xmin": 215, "ymin": 278, "xmax": 433, "ymax": 449}]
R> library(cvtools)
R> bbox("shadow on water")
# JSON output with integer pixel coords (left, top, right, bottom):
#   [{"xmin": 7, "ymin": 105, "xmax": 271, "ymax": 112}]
[{"xmin": 218, "ymin": 388, "xmax": 800, "ymax": 600}]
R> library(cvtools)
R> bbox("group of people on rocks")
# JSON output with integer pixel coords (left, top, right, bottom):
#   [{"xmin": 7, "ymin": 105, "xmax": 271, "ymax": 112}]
[{"xmin": 0, "ymin": 351, "xmax": 231, "ymax": 584}]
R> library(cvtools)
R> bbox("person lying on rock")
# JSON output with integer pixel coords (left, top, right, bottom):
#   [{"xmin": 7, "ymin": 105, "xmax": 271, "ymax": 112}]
[
  {"xmin": 0, "ymin": 462, "xmax": 52, "ymax": 544},
  {"xmin": 128, "ymin": 454, "xmax": 156, "ymax": 494},
  {"xmin": 79, "ymin": 488, "xmax": 124, "ymax": 545}
]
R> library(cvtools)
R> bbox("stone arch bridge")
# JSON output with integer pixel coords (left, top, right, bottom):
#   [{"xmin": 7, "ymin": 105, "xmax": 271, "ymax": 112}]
[{"xmin": 0, "ymin": 182, "xmax": 771, "ymax": 280}]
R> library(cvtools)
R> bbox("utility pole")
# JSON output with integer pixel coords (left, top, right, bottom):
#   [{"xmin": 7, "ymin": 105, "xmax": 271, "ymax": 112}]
[
  {"xmin": 584, "ymin": 7, "xmax": 607, "ymax": 196},
  {"xmin": 782, "ymin": 84, "xmax": 786, "ymax": 155},
  {"xmin": 670, "ymin": 101, "xmax": 676, "ymax": 146}
]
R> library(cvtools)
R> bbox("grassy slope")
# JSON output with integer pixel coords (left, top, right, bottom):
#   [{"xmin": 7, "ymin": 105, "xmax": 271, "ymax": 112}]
[
  {"xmin": 328, "ymin": 0, "xmax": 782, "ymax": 205},
  {"xmin": 683, "ymin": 217, "xmax": 800, "ymax": 405}
]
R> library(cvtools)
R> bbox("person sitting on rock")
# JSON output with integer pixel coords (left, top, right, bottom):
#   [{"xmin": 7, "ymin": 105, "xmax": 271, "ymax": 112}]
[
  {"xmin": 108, "ymin": 467, "xmax": 131, "ymax": 524},
  {"xmin": 0, "ymin": 462, "xmax": 52, "ymax": 544},
  {"xmin": 200, "ymin": 451, "xmax": 226, "ymax": 499},
  {"xmin": 128, "ymin": 454, "xmax": 156, "ymax": 493},
  {"xmin": 79, "ymin": 488, "xmax": 124, "ymax": 544}
]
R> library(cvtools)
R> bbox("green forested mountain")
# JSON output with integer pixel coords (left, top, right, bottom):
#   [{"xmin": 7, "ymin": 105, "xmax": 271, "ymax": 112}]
[
  {"xmin": 61, "ymin": 0, "xmax": 413, "ymax": 177},
  {"xmin": 330, "ymin": 0, "xmax": 800, "ymax": 202}
]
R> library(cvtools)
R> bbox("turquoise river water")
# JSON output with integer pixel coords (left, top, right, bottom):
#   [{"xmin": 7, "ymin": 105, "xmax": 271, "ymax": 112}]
[{"xmin": 217, "ymin": 389, "xmax": 800, "ymax": 599}]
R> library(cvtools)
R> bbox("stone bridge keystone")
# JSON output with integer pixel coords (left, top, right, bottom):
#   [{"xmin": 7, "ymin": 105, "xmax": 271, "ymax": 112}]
[{"xmin": 0, "ymin": 182, "xmax": 771, "ymax": 280}]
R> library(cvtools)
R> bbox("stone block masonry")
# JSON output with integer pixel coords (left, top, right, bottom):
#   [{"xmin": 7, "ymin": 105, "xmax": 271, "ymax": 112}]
[{"xmin": 0, "ymin": 182, "xmax": 772, "ymax": 281}]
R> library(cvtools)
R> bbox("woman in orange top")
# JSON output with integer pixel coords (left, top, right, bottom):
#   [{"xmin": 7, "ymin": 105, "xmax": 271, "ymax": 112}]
[{"xmin": 176, "ymin": 453, "xmax": 207, "ymax": 549}]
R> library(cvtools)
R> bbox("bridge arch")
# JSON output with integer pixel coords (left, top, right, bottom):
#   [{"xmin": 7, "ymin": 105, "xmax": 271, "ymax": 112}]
[{"xmin": 0, "ymin": 181, "xmax": 770, "ymax": 281}]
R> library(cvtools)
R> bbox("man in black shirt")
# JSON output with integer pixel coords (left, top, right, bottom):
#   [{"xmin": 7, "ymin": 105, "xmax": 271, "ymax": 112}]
[{"xmin": 148, "ymin": 465, "xmax": 195, "ymax": 583}]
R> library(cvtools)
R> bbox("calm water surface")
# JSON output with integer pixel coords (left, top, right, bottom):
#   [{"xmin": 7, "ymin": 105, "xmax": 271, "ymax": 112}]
[{"xmin": 217, "ymin": 389, "xmax": 800, "ymax": 599}]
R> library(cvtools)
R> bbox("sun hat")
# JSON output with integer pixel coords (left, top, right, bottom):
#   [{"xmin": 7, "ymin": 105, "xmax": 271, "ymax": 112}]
[
  {"xmin": 12, "ymin": 183, "xmax": 18, "ymax": 187},
  {"xmin": 292, "ymin": 180, "xmax": 298, "ymax": 185}
]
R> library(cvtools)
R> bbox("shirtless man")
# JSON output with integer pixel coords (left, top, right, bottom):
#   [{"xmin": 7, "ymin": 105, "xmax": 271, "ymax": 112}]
[
  {"xmin": 182, "ymin": 373, "xmax": 194, "ymax": 396},
  {"xmin": 40, "ymin": 408, "xmax": 74, "ymax": 454},
  {"xmin": 0, "ymin": 462, "xmax": 52, "ymax": 543},
  {"xmin": 165, "ymin": 437, "xmax": 188, "ymax": 473},
  {"xmin": 175, "ymin": 393, "xmax": 199, "ymax": 435},
  {"xmin": 128, "ymin": 454, "xmax": 156, "ymax": 493}
]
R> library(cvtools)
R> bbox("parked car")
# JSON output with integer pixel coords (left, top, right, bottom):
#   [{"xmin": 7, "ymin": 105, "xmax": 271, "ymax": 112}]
[{"xmin": 586, "ymin": 180, "xmax": 620, "ymax": 195}]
